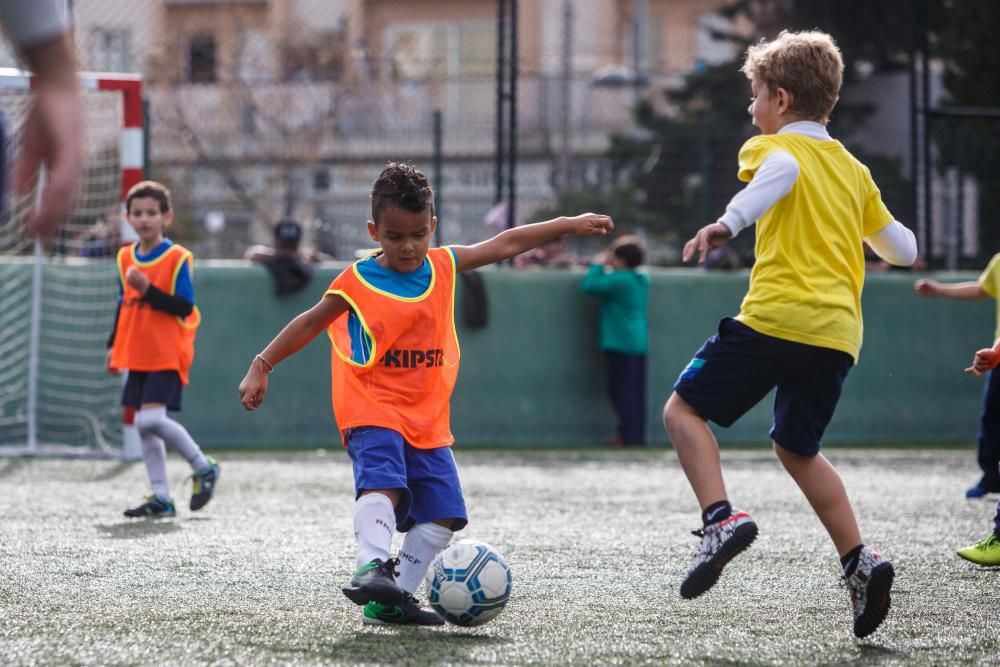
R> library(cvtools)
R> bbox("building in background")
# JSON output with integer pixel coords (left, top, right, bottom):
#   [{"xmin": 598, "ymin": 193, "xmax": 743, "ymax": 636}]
[{"xmin": 2, "ymin": 0, "xmax": 738, "ymax": 258}]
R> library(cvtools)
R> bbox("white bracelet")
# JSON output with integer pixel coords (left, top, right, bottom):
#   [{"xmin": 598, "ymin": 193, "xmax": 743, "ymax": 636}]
[{"xmin": 255, "ymin": 354, "xmax": 274, "ymax": 373}]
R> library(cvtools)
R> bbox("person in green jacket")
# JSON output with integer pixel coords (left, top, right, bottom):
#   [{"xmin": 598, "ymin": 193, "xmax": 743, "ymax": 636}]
[{"xmin": 582, "ymin": 235, "xmax": 650, "ymax": 446}]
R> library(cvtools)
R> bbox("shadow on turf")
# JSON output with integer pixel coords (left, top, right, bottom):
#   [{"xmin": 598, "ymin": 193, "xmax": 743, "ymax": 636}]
[
  {"xmin": 239, "ymin": 631, "xmax": 511, "ymax": 663},
  {"xmin": 0, "ymin": 459, "xmax": 27, "ymax": 479},
  {"xmin": 95, "ymin": 521, "xmax": 182, "ymax": 539}
]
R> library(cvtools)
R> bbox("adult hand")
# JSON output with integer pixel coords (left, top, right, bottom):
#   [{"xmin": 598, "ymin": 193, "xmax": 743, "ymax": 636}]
[
  {"xmin": 13, "ymin": 33, "xmax": 83, "ymax": 241},
  {"xmin": 683, "ymin": 221, "xmax": 732, "ymax": 265}
]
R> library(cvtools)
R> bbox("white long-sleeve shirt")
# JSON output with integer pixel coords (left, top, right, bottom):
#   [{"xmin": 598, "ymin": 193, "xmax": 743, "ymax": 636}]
[{"xmin": 718, "ymin": 121, "xmax": 918, "ymax": 266}]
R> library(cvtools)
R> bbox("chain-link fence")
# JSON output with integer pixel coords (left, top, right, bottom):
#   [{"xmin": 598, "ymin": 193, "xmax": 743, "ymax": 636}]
[{"xmin": 1, "ymin": 0, "xmax": 997, "ymax": 267}]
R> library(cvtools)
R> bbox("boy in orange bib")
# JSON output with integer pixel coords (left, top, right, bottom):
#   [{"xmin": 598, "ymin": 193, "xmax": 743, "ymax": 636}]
[
  {"xmin": 108, "ymin": 181, "xmax": 219, "ymax": 518},
  {"xmin": 239, "ymin": 163, "xmax": 613, "ymax": 625}
]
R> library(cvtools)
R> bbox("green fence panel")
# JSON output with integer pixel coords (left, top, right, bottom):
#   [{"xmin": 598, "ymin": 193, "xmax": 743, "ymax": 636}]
[{"xmin": 3, "ymin": 259, "xmax": 991, "ymax": 448}]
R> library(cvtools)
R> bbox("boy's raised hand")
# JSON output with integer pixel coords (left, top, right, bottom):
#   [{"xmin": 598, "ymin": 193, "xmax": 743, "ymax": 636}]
[
  {"xmin": 683, "ymin": 221, "xmax": 732, "ymax": 265},
  {"xmin": 566, "ymin": 213, "xmax": 614, "ymax": 237},
  {"xmin": 965, "ymin": 348, "xmax": 1000, "ymax": 376}
]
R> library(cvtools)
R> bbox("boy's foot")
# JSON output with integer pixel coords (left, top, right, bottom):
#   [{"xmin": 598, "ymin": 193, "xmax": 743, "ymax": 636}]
[
  {"xmin": 362, "ymin": 593, "xmax": 445, "ymax": 626},
  {"xmin": 680, "ymin": 509, "xmax": 758, "ymax": 599},
  {"xmin": 342, "ymin": 558, "xmax": 405, "ymax": 606},
  {"xmin": 956, "ymin": 533, "xmax": 1000, "ymax": 566},
  {"xmin": 124, "ymin": 495, "xmax": 176, "ymax": 518},
  {"xmin": 190, "ymin": 457, "xmax": 220, "ymax": 511},
  {"xmin": 844, "ymin": 546, "xmax": 894, "ymax": 639}
]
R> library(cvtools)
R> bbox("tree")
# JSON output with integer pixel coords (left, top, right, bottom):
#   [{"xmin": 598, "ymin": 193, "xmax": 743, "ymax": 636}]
[{"xmin": 607, "ymin": 0, "xmax": 931, "ymax": 260}]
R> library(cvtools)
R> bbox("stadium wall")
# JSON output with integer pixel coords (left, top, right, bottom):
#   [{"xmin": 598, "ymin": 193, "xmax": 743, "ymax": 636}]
[{"xmin": 16, "ymin": 261, "xmax": 992, "ymax": 448}]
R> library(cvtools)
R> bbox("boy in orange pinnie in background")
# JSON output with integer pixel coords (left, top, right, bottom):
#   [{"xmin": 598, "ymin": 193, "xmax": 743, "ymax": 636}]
[{"xmin": 108, "ymin": 181, "xmax": 219, "ymax": 518}]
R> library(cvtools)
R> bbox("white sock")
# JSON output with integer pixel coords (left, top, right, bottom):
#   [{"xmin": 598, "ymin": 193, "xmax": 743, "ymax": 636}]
[
  {"xmin": 135, "ymin": 406, "xmax": 209, "ymax": 471},
  {"xmin": 140, "ymin": 433, "xmax": 171, "ymax": 500},
  {"xmin": 395, "ymin": 522, "xmax": 453, "ymax": 594},
  {"xmin": 354, "ymin": 493, "xmax": 395, "ymax": 568}
]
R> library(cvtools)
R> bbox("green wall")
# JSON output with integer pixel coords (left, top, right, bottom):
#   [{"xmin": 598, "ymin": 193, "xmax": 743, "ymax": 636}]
[
  {"xmin": 184, "ymin": 264, "xmax": 992, "ymax": 448},
  {"xmin": 4, "ymin": 259, "xmax": 992, "ymax": 448}
]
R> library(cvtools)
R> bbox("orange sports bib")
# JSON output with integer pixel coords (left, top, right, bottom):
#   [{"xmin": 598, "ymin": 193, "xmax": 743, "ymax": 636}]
[
  {"xmin": 326, "ymin": 247, "xmax": 460, "ymax": 448},
  {"xmin": 110, "ymin": 243, "xmax": 201, "ymax": 384}
]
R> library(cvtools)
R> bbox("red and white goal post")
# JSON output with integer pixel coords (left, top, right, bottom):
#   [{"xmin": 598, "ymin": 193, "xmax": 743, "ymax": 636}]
[{"xmin": 0, "ymin": 69, "xmax": 144, "ymax": 459}]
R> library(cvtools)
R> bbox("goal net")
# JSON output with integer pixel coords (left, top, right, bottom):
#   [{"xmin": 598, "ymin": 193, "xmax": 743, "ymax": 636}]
[{"xmin": 0, "ymin": 70, "xmax": 143, "ymax": 457}]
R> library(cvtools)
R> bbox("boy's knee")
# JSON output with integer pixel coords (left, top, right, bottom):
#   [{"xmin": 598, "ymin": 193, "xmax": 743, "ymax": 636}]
[
  {"xmin": 135, "ymin": 409, "xmax": 166, "ymax": 436},
  {"xmin": 663, "ymin": 392, "xmax": 694, "ymax": 429},
  {"xmin": 772, "ymin": 440, "xmax": 818, "ymax": 461}
]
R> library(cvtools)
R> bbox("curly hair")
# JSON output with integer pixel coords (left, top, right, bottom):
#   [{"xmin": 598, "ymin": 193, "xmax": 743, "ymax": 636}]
[
  {"xmin": 126, "ymin": 180, "xmax": 172, "ymax": 213},
  {"xmin": 741, "ymin": 30, "xmax": 843, "ymax": 123},
  {"xmin": 370, "ymin": 162, "xmax": 434, "ymax": 221}
]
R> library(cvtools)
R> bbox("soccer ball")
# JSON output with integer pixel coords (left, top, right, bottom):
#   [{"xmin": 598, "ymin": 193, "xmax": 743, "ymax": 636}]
[{"xmin": 426, "ymin": 540, "xmax": 512, "ymax": 626}]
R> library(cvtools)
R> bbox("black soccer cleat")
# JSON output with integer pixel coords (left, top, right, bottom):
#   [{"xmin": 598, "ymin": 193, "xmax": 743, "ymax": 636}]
[
  {"xmin": 362, "ymin": 593, "xmax": 445, "ymax": 626},
  {"xmin": 189, "ymin": 457, "xmax": 220, "ymax": 511},
  {"xmin": 342, "ymin": 558, "xmax": 405, "ymax": 606},
  {"xmin": 124, "ymin": 495, "xmax": 176, "ymax": 518}
]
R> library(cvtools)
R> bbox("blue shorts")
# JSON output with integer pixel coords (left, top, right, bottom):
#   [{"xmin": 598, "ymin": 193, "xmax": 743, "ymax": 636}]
[
  {"xmin": 122, "ymin": 370, "xmax": 183, "ymax": 411},
  {"xmin": 346, "ymin": 426, "xmax": 468, "ymax": 532},
  {"xmin": 673, "ymin": 318, "xmax": 853, "ymax": 456}
]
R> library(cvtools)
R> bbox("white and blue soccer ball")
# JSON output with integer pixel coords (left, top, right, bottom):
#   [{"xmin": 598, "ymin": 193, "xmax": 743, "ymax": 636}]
[{"xmin": 426, "ymin": 540, "xmax": 512, "ymax": 626}]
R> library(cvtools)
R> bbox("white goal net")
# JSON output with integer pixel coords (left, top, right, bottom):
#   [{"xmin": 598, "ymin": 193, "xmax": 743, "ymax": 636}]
[{"xmin": 0, "ymin": 71, "xmax": 142, "ymax": 457}]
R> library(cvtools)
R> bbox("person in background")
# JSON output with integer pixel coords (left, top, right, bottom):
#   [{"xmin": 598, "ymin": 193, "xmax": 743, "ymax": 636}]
[
  {"xmin": 915, "ymin": 253, "xmax": 1000, "ymax": 498},
  {"xmin": 107, "ymin": 181, "xmax": 219, "ymax": 518},
  {"xmin": 581, "ymin": 235, "xmax": 650, "ymax": 446},
  {"xmin": 245, "ymin": 218, "xmax": 329, "ymax": 296},
  {"xmin": 959, "ymin": 340, "xmax": 1000, "ymax": 566}
]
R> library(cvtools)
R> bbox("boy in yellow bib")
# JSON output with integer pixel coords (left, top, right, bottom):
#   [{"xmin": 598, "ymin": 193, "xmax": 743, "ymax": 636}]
[
  {"xmin": 238, "ymin": 163, "xmax": 612, "ymax": 625},
  {"xmin": 663, "ymin": 31, "xmax": 917, "ymax": 638}
]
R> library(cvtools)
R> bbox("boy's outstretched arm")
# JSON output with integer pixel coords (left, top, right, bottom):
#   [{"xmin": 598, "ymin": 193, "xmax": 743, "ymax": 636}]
[
  {"xmin": 914, "ymin": 279, "xmax": 986, "ymax": 300},
  {"xmin": 966, "ymin": 339, "xmax": 1000, "ymax": 377},
  {"xmin": 239, "ymin": 293, "xmax": 349, "ymax": 411},
  {"xmin": 451, "ymin": 213, "xmax": 612, "ymax": 272}
]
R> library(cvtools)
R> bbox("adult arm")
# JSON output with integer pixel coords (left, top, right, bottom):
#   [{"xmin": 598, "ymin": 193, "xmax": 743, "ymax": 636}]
[{"xmin": 5, "ymin": 0, "xmax": 83, "ymax": 240}]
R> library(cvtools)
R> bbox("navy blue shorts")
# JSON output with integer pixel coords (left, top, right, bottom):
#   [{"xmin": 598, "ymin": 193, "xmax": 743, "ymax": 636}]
[
  {"xmin": 673, "ymin": 318, "xmax": 853, "ymax": 456},
  {"xmin": 346, "ymin": 426, "xmax": 468, "ymax": 532},
  {"xmin": 122, "ymin": 370, "xmax": 183, "ymax": 411}
]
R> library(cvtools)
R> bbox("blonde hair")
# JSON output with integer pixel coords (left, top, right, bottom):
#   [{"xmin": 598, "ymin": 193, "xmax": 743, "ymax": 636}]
[{"xmin": 741, "ymin": 30, "xmax": 843, "ymax": 123}]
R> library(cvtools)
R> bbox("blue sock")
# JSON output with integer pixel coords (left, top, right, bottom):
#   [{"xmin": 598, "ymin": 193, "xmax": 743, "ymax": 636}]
[
  {"xmin": 841, "ymin": 544, "xmax": 864, "ymax": 576},
  {"xmin": 701, "ymin": 500, "xmax": 732, "ymax": 526},
  {"xmin": 993, "ymin": 501, "xmax": 1000, "ymax": 539}
]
